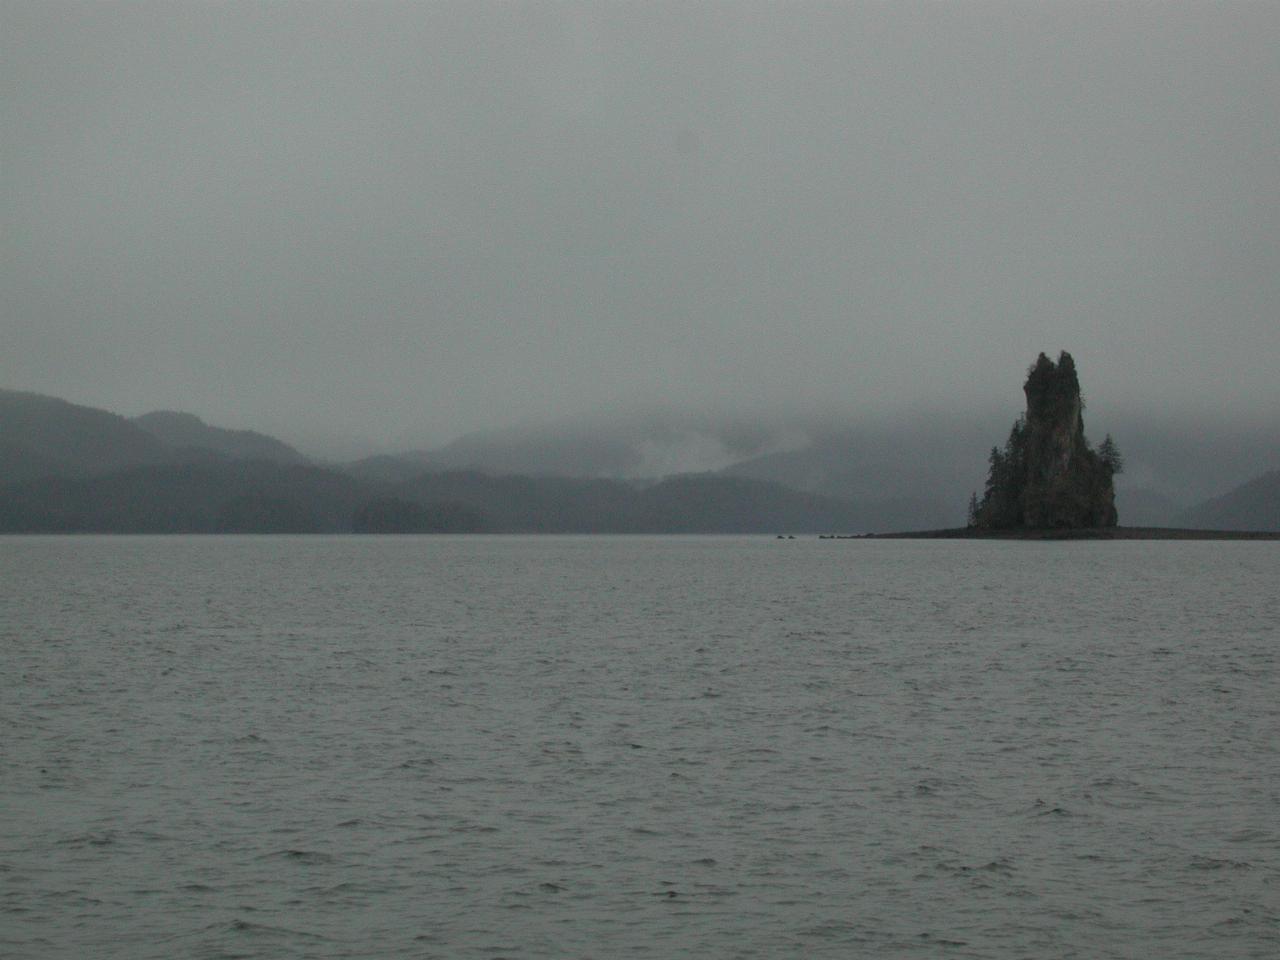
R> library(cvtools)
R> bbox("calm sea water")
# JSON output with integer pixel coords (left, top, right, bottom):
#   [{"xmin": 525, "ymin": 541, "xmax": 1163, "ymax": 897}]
[{"xmin": 1, "ymin": 535, "xmax": 1277, "ymax": 959}]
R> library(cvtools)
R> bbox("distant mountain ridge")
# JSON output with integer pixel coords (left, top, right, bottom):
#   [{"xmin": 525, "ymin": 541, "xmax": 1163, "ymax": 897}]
[
  {"xmin": 0, "ymin": 389, "xmax": 310, "ymax": 490},
  {"xmin": 0, "ymin": 388, "xmax": 895, "ymax": 533},
  {"xmin": 2, "ymin": 387, "xmax": 1278, "ymax": 533},
  {"xmin": 0, "ymin": 388, "xmax": 170, "ymax": 484},
  {"xmin": 377, "ymin": 411, "xmax": 791, "ymax": 480},
  {"xmin": 0, "ymin": 461, "xmax": 888, "ymax": 535},
  {"xmin": 386, "ymin": 470, "xmax": 881, "ymax": 534},
  {"xmin": 0, "ymin": 460, "xmax": 367, "ymax": 534},
  {"xmin": 132, "ymin": 410, "xmax": 307, "ymax": 464},
  {"xmin": 1177, "ymin": 470, "xmax": 1280, "ymax": 531}
]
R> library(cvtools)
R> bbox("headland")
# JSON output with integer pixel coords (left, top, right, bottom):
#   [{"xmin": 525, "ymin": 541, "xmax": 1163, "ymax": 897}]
[{"xmin": 833, "ymin": 527, "xmax": 1280, "ymax": 541}]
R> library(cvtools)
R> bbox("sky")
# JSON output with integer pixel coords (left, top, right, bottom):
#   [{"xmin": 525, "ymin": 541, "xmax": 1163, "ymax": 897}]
[{"xmin": 3, "ymin": 1, "xmax": 1278, "ymax": 457}]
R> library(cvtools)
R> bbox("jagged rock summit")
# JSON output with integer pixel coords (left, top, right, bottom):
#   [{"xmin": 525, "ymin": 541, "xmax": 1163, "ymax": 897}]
[{"xmin": 972, "ymin": 351, "xmax": 1119, "ymax": 530}]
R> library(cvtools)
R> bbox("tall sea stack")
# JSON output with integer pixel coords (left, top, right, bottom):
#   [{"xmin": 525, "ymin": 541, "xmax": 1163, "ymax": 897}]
[{"xmin": 972, "ymin": 351, "xmax": 1119, "ymax": 530}]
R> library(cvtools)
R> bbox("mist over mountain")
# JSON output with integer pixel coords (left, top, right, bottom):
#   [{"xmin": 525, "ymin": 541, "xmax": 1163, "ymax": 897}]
[
  {"xmin": 1112, "ymin": 487, "xmax": 1185, "ymax": 529},
  {"xmin": 3, "ymin": 387, "xmax": 1278, "ymax": 533},
  {"xmin": 6, "ymin": 5, "xmax": 1278, "ymax": 457},
  {"xmin": 0, "ymin": 395, "xmax": 891, "ymax": 534},
  {"xmin": 716, "ymin": 416, "xmax": 996, "ymax": 530},
  {"xmin": 0, "ymin": 389, "xmax": 889, "ymax": 533},
  {"xmin": 1177, "ymin": 471, "xmax": 1280, "ymax": 532},
  {"xmin": 366, "ymin": 409, "xmax": 804, "ymax": 479},
  {"xmin": 358, "ymin": 405, "xmax": 1280, "ymax": 530}
]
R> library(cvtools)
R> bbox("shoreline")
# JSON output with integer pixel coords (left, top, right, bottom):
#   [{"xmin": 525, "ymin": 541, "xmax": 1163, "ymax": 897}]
[{"xmin": 835, "ymin": 527, "xmax": 1280, "ymax": 541}]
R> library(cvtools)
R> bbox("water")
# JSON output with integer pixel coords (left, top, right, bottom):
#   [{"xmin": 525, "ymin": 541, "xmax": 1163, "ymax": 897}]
[{"xmin": 2, "ymin": 535, "xmax": 1277, "ymax": 959}]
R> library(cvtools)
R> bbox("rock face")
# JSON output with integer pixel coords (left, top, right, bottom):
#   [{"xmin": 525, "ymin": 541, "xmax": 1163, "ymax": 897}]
[{"xmin": 972, "ymin": 352, "xmax": 1118, "ymax": 529}]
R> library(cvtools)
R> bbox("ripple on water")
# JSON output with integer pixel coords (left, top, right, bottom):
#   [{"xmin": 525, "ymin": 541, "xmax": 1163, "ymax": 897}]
[{"xmin": 1, "ymin": 535, "xmax": 1277, "ymax": 960}]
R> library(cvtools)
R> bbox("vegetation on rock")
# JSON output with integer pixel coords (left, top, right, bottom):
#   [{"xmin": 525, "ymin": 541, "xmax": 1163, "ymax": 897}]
[{"xmin": 970, "ymin": 352, "xmax": 1119, "ymax": 530}]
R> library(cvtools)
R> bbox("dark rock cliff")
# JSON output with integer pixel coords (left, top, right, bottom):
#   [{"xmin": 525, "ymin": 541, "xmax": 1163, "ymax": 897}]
[{"xmin": 972, "ymin": 352, "xmax": 1118, "ymax": 529}]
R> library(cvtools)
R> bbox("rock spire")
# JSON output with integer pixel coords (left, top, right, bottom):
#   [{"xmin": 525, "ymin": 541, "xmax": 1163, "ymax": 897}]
[{"xmin": 971, "ymin": 351, "xmax": 1118, "ymax": 529}]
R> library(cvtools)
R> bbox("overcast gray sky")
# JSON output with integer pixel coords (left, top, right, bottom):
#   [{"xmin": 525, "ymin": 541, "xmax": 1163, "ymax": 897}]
[{"xmin": 3, "ymin": 1, "xmax": 1278, "ymax": 455}]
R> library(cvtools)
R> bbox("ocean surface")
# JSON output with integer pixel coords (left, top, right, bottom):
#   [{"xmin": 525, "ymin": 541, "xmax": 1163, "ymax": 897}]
[{"xmin": 1, "ymin": 534, "xmax": 1277, "ymax": 959}]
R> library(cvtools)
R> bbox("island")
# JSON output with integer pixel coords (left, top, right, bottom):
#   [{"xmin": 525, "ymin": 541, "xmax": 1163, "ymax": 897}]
[
  {"xmin": 970, "ymin": 350, "xmax": 1118, "ymax": 531},
  {"xmin": 851, "ymin": 351, "xmax": 1279, "ymax": 540}
]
